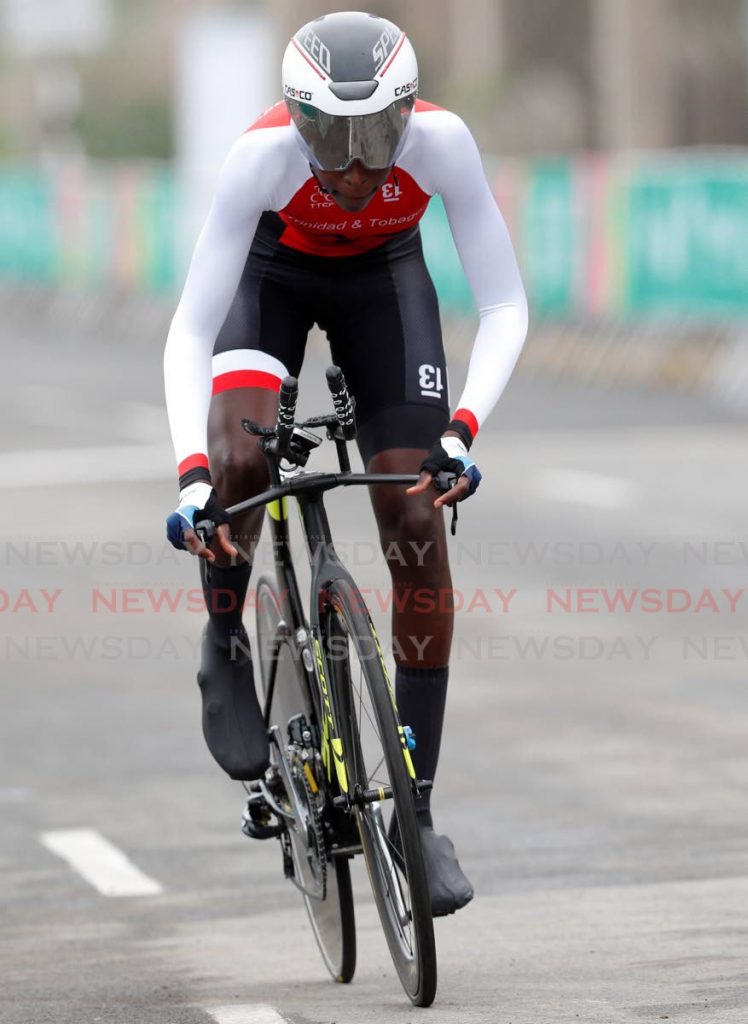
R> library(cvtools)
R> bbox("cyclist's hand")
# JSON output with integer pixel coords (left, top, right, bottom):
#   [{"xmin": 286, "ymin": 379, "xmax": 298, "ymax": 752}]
[
  {"xmin": 182, "ymin": 521, "xmax": 236, "ymax": 562},
  {"xmin": 406, "ymin": 437, "xmax": 481, "ymax": 508},
  {"xmin": 166, "ymin": 483, "xmax": 237, "ymax": 561}
]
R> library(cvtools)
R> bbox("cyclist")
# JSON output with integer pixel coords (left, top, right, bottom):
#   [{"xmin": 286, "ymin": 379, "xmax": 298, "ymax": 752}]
[{"xmin": 165, "ymin": 11, "xmax": 528, "ymax": 916}]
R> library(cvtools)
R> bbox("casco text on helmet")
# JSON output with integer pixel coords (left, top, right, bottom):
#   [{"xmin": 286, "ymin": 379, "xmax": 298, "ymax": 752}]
[
  {"xmin": 282, "ymin": 11, "xmax": 418, "ymax": 171},
  {"xmin": 282, "ymin": 11, "xmax": 418, "ymax": 115}
]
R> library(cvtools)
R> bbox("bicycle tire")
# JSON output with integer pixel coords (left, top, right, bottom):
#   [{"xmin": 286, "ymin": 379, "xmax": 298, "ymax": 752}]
[
  {"xmin": 255, "ymin": 573, "xmax": 356, "ymax": 984},
  {"xmin": 323, "ymin": 577, "xmax": 437, "ymax": 1007}
]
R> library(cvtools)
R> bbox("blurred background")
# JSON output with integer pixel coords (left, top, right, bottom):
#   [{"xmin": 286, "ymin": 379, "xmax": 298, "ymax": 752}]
[
  {"xmin": 1, "ymin": 0, "xmax": 747, "ymax": 383},
  {"xmin": 3, "ymin": 5, "xmax": 748, "ymax": 1023}
]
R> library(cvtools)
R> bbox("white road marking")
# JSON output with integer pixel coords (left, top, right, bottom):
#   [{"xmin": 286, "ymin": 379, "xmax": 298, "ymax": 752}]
[
  {"xmin": 206, "ymin": 1006, "xmax": 288, "ymax": 1024},
  {"xmin": 39, "ymin": 828, "xmax": 163, "ymax": 897},
  {"xmin": 531, "ymin": 468, "xmax": 638, "ymax": 510},
  {"xmin": 0, "ymin": 445, "xmax": 174, "ymax": 488}
]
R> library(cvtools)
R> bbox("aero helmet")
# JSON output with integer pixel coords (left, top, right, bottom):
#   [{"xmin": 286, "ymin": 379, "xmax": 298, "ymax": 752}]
[{"xmin": 282, "ymin": 11, "xmax": 418, "ymax": 171}]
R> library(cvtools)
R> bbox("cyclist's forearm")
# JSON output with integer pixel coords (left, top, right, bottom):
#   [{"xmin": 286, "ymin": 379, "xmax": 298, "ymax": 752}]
[
  {"xmin": 450, "ymin": 298, "xmax": 528, "ymax": 444},
  {"xmin": 162, "ymin": 133, "xmax": 277, "ymax": 490},
  {"xmin": 164, "ymin": 318, "xmax": 213, "ymax": 488},
  {"xmin": 431, "ymin": 116, "xmax": 529, "ymax": 445}
]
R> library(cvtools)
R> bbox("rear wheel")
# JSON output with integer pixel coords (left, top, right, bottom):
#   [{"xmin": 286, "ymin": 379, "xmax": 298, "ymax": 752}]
[
  {"xmin": 323, "ymin": 577, "xmax": 437, "ymax": 1007},
  {"xmin": 255, "ymin": 573, "xmax": 356, "ymax": 983}
]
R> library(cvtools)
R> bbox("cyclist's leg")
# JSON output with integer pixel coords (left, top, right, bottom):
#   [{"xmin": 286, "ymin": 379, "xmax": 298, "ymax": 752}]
[
  {"xmin": 203, "ymin": 237, "xmax": 313, "ymax": 623},
  {"xmin": 365, "ymin": 447, "xmax": 452, "ymax": 668},
  {"xmin": 196, "ymin": 237, "xmax": 313, "ymax": 780},
  {"xmin": 325, "ymin": 230, "xmax": 453, "ymax": 801},
  {"xmin": 325, "ymin": 230, "xmax": 473, "ymax": 913}
]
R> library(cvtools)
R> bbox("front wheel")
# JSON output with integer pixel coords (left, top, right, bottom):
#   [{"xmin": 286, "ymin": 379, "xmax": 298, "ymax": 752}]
[
  {"xmin": 323, "ymin": 578, "xmax": 437, "ymax": 1007},
  {"xmin": 255, "ymin": 573, "xmax": 356, "ymax": 984}
]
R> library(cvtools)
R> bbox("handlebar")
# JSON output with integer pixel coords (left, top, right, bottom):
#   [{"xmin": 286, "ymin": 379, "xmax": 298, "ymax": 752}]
[
  {"xmin": 194, "ymin": 469, "xmax": 458, "ymax": 542},
  {"xmin": 326, "ymin": 365, "xmax": 356, "ymax": 441},
  {"xmin": 276, "ymin": 376, "xmax": 298, "ymax": 459},
  {"xmin": 196, "ymin": 365, "xmax": 461, "ymax": 542}
]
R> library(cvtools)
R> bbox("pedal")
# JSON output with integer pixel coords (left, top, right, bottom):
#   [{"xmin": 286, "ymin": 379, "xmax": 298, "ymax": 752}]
[
  {"xmin": 242, "ymin": 787, "xmax": 284, "ymax": 841},
  {"xmin": 280, "ymin": 831, "xmax": 295, "ymax": 879}
]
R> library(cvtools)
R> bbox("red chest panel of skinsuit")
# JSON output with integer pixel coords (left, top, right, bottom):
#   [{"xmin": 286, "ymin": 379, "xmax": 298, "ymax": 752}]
[{"xmin": 248, "ymin": 101, "xmax": 439, "ymax": 257}]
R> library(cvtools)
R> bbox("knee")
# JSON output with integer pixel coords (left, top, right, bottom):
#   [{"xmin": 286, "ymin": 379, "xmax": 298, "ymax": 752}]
[
  {"xmin": 211, "ymin": 447, "xmax": 268, "ymax": 508},
  {"xmin": 378, "ymin": 498, "xmax": 446, "ymax": 577}
]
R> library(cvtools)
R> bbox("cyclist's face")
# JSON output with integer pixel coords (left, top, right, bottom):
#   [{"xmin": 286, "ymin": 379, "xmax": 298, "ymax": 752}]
[{"xmin": 313, "ymin": 160, "xmax": 391, "ymax": 212}]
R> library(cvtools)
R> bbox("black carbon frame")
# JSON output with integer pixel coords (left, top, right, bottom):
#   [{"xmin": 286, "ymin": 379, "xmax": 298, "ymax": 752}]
[{"xmin": 238, "ymin": 453, "xmax": 417, "ymax": 740}]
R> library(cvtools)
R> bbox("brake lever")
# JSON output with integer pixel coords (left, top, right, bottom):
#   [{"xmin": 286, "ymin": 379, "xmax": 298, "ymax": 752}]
[
  {"xmin": 242, "ymin": 418, "xmax": 275, "ymax": 437},
  {"xmin": 433, "ymin": 471, "xmax": 457, "ymax": 494},
  {"xmin": 433, "ymin": 471, "xmax": 460, "ymax": 536},
  {"xmin": 194, "ymin": 518, "xmax": 216, "ymax": 545},
  {"xmin": 299, "ymin": 413, "xmax": 338, "ymax": 429}
]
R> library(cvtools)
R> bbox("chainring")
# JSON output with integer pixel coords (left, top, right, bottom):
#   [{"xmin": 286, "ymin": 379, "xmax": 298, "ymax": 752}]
[{"xmin": 287, "ymin": 748, "xmax": 327, "ymax": 900}]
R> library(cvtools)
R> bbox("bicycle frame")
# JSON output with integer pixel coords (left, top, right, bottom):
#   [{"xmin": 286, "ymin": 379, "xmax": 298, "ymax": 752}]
[{"xmin": 224, "ymin": 430, "xmax": 418, "ymax": 800}]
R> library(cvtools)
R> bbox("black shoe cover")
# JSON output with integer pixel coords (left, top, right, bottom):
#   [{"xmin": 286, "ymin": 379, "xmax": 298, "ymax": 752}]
[
  {"xmin": 197, "ymin": 625, "xmax": 270, "ymax": 781},
  {"xmin": 419, "ymin": 827, "xmax": 474, "ymax": 917}
]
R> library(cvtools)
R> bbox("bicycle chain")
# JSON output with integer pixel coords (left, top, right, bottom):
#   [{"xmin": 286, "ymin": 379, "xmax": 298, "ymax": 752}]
[{"xmin": 291, "ymin": 754, "xmax": 327, "ymax": 900}]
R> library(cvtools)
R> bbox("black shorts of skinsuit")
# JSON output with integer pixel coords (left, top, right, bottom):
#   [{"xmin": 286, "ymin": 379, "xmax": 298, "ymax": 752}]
[{"xmin": 213, "ymin": 213, "xmax": 450, "ymax": 467}]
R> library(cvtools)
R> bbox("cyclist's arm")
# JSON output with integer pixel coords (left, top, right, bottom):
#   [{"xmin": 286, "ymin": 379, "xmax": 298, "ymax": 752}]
[
  {"xmin": 431, "ymin": 114, "xmax": 529, "ymax": 446},
  {"xmin": 164, "ymin": 134, "xmax": 275, "ymax": 485}
]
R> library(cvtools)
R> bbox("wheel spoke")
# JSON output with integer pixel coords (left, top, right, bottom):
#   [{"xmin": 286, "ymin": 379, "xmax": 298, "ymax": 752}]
[
  {"xmin": 350, "ymin": 678, "xmax": 388, "ymax": 786},
  {"xmin": 336, "ymin": 613, "xmax": 417, "ymax": 946},
  {"xmin": 325, "ymin": 586, "xmax": 436, "ymax": 1006},
  {"xmin": 352, "ymin": 673, "xmax": 382, "ymax": 744}
]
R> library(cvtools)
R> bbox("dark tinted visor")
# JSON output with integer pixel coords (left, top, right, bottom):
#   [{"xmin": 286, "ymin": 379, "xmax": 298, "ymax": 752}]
[{"xmin": 287, "ymin": 95, "xmax": 415, "ymax": 171}]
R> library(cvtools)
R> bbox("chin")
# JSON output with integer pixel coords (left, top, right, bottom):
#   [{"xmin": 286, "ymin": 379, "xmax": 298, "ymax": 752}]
[{"xmin": 334, "ymin": 192, "xmax": 376, "ymax": 212}]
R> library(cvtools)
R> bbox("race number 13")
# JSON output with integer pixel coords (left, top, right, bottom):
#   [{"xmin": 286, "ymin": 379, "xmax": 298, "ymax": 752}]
[{"xmin": 419, "ymin": 363, "xmax": 444, "ymax": 398}]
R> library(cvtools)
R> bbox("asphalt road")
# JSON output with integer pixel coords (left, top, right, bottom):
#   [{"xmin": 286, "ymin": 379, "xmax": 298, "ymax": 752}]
[{"xmin": 2, "ymin": 313, "xmax": 748, "ymax": 1024}]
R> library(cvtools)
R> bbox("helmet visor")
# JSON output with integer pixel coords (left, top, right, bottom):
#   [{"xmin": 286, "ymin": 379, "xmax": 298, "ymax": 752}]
[{"xmin": 287, "ymin": 95, "xmax": 415, "ymax": 171}]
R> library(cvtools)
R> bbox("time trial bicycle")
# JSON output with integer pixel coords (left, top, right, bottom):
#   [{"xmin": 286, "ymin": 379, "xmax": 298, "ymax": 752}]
[{"xmin": 196, "ymin": 366, "xmax": 457, "ymax": 1007}]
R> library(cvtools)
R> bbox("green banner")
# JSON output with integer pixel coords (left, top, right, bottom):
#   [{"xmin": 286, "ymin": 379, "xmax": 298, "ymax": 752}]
[
  {"xmin": 421, "ymin": 165, "xmax": 578, "ymax": 318},
  {"xmin": 419, "ymin": 196, "xmax": 474, "ymax": 314},
  {"xmin": 522, "ymin": 162, "xmax": 575, "ymax": 317},
  {"xmin": 0, "ymin": 172, "xmax": 57, "ymax": 282},
  {"xmin": 138, "ymin": 170, "xmax": 178, "ymax": 293},
  {"xmin": 0, "ymin": 157, "xmax": 746, "ymax": 321},
  {"xmin": 625, "ymin": 162, "xmax": 748, "ymax": 316}
]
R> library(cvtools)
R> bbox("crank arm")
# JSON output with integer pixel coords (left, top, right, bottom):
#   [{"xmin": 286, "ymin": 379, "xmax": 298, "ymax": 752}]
[
  {"xmin": 257, "ymin": 779, "xmax": 294, "ymax": 823},
  {"xmin": 267, "ymin": 727, "xmax": 304, "ymax": 824}
]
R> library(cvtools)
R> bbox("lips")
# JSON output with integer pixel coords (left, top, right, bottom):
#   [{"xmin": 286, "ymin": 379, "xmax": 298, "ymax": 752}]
[{"xmin": 335, "ymin": 186, "xmax": 377, "ymax": 200}]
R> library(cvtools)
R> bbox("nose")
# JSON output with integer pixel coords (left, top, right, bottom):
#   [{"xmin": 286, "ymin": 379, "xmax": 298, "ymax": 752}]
[{"xmin": 342, "ymin": 160, "xmax": 369, "ymax": 187}]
